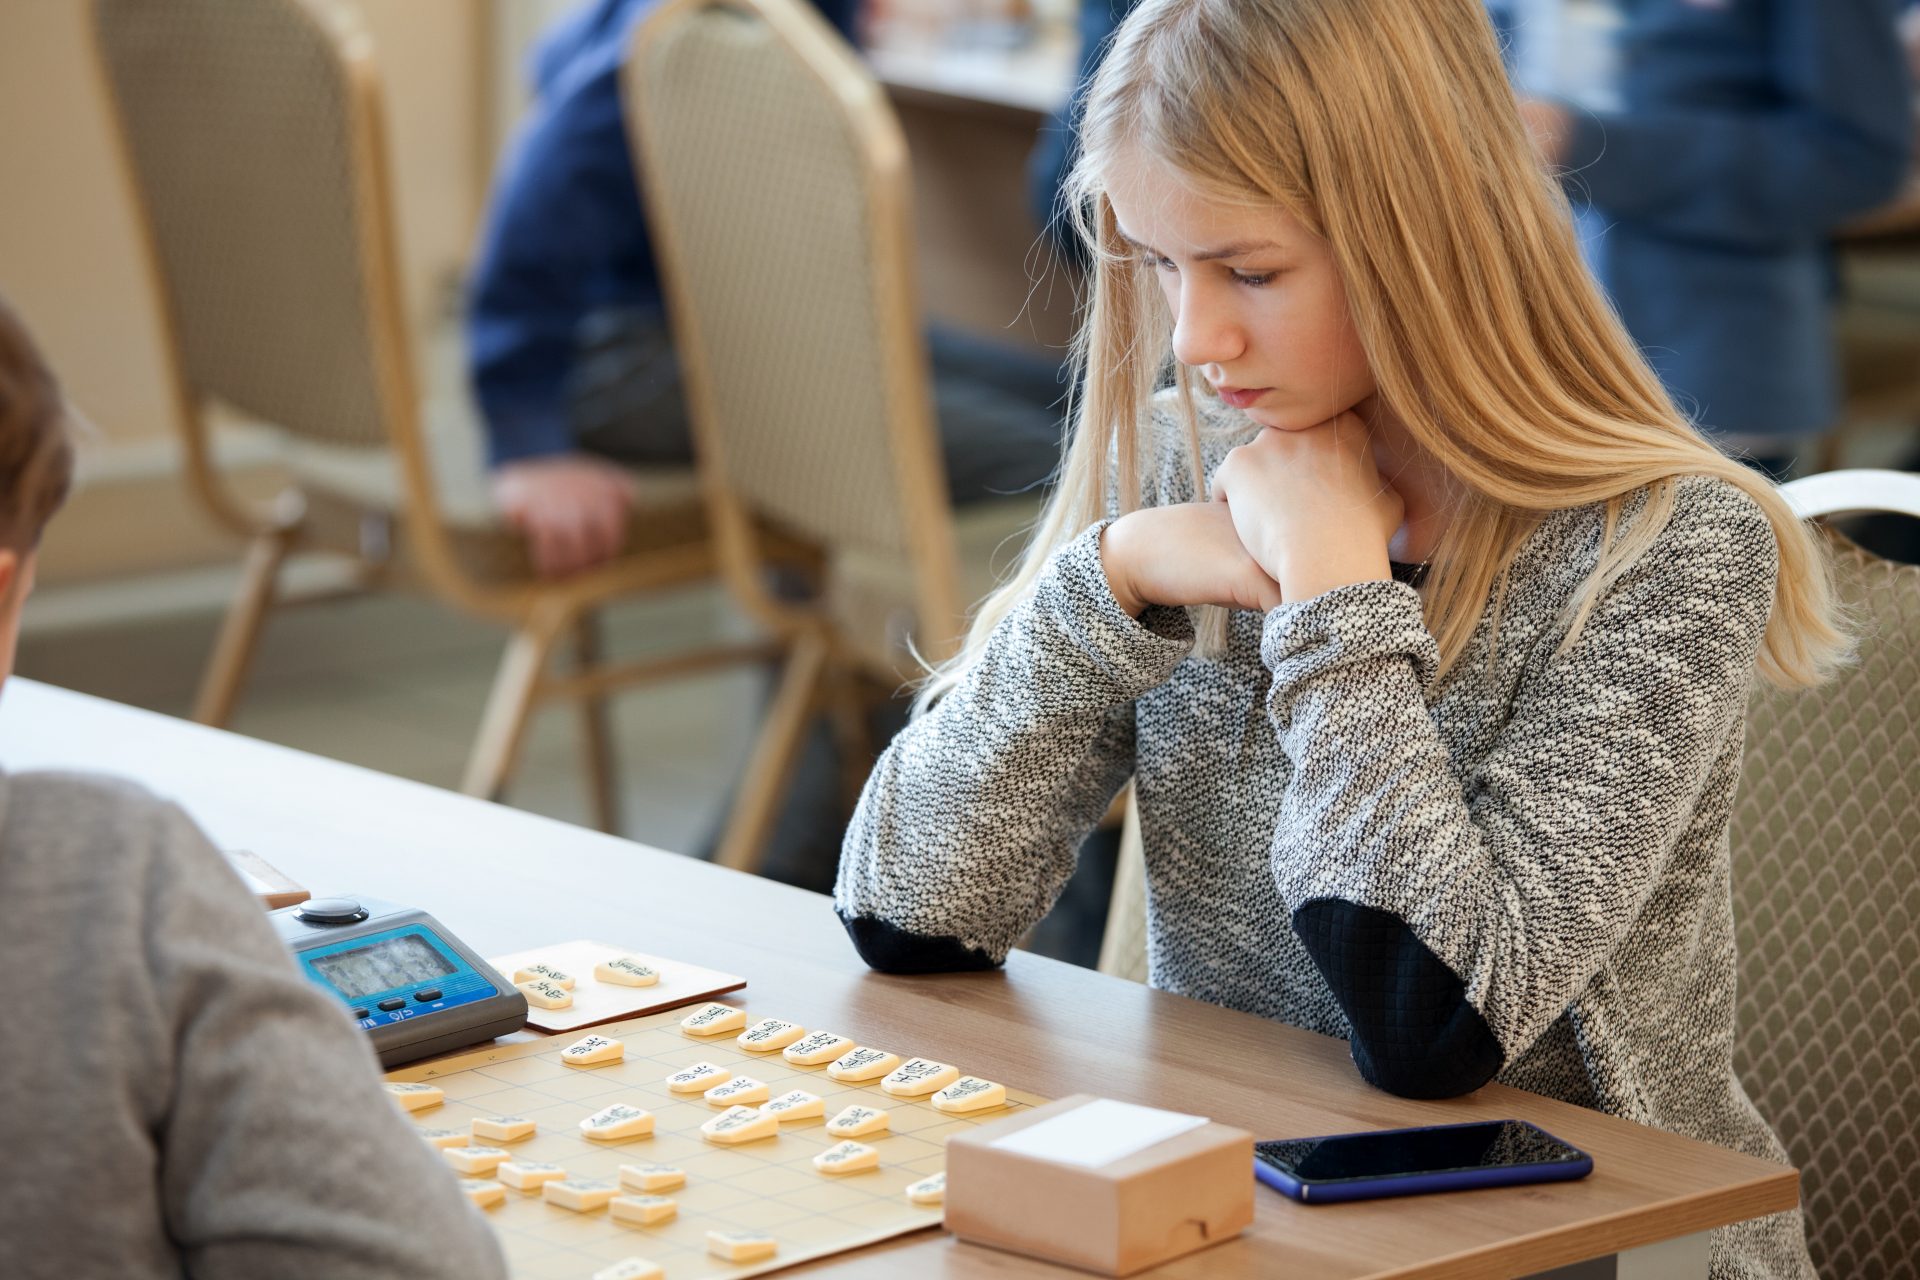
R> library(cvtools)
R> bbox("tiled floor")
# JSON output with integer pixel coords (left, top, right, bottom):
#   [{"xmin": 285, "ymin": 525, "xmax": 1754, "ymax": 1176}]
[
  {"xmin": 15, "ymin": 573, "xmax": 1117, "ymax": 965},
  {"xmin": 18, "ymin": 578, "xmax": 763, "ymax": 860}
]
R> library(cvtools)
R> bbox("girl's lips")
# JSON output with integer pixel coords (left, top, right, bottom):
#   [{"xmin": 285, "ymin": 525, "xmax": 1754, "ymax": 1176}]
[{"xmin": 1216, "ymin": 385, "xmax": 1271, "ymax": 409}]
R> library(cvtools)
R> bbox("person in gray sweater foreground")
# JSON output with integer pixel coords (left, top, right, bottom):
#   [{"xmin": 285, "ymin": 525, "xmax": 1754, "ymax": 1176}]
[
  {"xmin": 836, "ymin": 3, "xmax": 1850, "ymax": 1275},
  {"xmin": 0, "ymin": 294, "xmax": 506, "ymax": 1280}
]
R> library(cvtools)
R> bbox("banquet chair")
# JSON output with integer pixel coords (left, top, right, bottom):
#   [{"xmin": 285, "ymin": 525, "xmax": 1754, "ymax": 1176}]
[
  {"xmin": 625, "ymin": 0, "xmax": 1043, "ymax": 873},
  {"xmin": 1728, "ymin": 467, "xmax": 1920, "ymax": 1276},
  {"xmin": 90, "ymin": 0, "xmax": 786, "ymax": 830}
]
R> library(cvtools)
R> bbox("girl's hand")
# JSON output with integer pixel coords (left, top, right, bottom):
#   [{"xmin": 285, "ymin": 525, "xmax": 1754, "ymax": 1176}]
[
  {"xmin": 1209, "ymin": 413, "xmax": 1403, "ymax": 604},
  {"xmin": 1101, "ymin": 502, "xmax": 1284, "ymax": 617}
]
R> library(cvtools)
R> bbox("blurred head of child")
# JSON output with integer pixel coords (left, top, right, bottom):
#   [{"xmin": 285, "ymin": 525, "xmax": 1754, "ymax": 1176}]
[{"xmin": 0, "ymin": 295, "xmax": 74, "ymax": 683}]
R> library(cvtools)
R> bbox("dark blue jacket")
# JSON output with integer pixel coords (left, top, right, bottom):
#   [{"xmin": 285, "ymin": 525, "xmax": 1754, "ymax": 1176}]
[
  {"xmin": 1495, "ymin": 0, "xmax": 1912, "ymax": 438},
  {"xmin": 466, "ymin": 0, "xmax": 858, "ymax": 466}
]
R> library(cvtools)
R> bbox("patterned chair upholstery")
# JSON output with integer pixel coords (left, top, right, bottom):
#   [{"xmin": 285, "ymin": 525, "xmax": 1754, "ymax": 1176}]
[{"xmin": 1728, "ymin": 532, "xmax": 1920, "ymax": 1277}]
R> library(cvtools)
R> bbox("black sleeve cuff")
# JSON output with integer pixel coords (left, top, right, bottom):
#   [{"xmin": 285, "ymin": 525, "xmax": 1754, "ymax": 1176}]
[
  {"xmin": 837, "ymin": 910, "xmax": 1001, "ymax": 975},
  {"xmin": 1292, "ymin": 898, "xmax": 1504, "ymax": 1099}
]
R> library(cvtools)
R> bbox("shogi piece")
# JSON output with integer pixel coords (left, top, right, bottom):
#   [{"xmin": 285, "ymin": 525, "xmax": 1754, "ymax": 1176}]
[
  {"xmin": 596, "ymin": 956, "xmax": 659, "ymax": 987},
  {"xmin": 812, "ymin": 1140, "xmax": 879, "ymax": 1175},
  {"xmin": 680, "ymin": 1003, "xmax": 746, "ymax": 1036},
  {"xmin": 880, "ymin": 1058, "xmax": 958, "ymax": 1097},
  {"xmin": 560, "ymin": 1034, "xmax": 624, "ymax": 1067},
  {"xmin": 464, "ymin": 1182, "xmax": 507, "ymax": 1210},
  {"xmin": 932, "ymin": 1077, "xmax": 1006, "ymax": 1114},
  {"xmin": 513, "ymin": 963, "xmax": 574, "ymax": 989},
  {"xmin": 707, "ymin": 1231, "xmax": 777, "ymax": 1262},
  {"xmin": 701, "ymin": 1105, "xmax": 777, "ymax": 1145},
  {"xmin": 782, "ymin": 1031, "xmax": 854, "ymax": 1065},
  {"xmin": 518, "ymin": 979, "xmax": 572, "ymax": 1010},
  {"xmin": 472, "ymin": 1116, "xmax": 536, "ymax": 1142},
  {"xmin": 444, "ymin": 1146, "xmax": 510, "ymax": 1175},
  {"xmin": 581, "ymin": 1104, "xmax": 655, "ymax": 1141},
  {"xmin": 385, "ymin": 1083, "xmax": 443, "ymax": 1112},
  {"xmin": 944, "ymin": 1095, "xmax": 1252, "ymax": 1277},
  {"xmin": 736, "ymin": 1019, "xmax": 806, "ymax": 1053},
  {"xmin": 619, "ymin": 1164, "xmax": 685, "ymax": 1193},
  {"xmin": 545, "ymin": 1177, "xmax": 621, "ymax": 1212},
  {"xmin": 593, "ymin": 1261, "xmax": 663, "ymax": 1280},
  {"xmin": 499, "ymin": 1160, "xmax": 568, "ymax": 1191},
  {"xmin": 611, "ymin": 1194, "xmax": 678, "ymax": 1226}
]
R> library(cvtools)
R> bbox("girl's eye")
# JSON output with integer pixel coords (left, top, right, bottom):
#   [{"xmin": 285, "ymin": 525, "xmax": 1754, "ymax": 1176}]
[
  {"xmin": 1144, "ymin": 254, "xmax": 1177, "ymax": 273},
  {"xmin": 1232, "ymin": 270, "xmax": 1277, "ymax": 288}
]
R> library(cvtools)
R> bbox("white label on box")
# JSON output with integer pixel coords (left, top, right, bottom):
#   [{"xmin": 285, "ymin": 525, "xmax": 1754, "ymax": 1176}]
[{"xmin": 988, "ymin": 1099, "xmax": 1209, "ymax": 1168}]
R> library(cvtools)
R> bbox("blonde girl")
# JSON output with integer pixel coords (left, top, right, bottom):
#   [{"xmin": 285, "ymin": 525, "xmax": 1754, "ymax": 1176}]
[{"xmin": 834, "ymin": 2, "xmax": 1829, "ymax": 1274}]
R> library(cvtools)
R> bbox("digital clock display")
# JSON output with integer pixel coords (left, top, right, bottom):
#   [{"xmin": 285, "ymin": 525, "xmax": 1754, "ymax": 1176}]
[{"xmin": 310, "ymin": 932, "xmax": 457, "ymax": 1001}]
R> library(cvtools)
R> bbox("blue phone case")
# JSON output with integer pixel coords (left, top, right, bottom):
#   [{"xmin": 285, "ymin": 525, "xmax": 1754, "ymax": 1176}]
[{"xmin": 1254, "ymin": 1120, "xmax": 1594, "ymax": 1204}]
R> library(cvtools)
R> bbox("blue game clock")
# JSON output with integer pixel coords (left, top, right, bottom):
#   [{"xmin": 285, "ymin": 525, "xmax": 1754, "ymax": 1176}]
[{"xmin": 271, "ymin": 895, "xmax": 527, "ymax": 1066}]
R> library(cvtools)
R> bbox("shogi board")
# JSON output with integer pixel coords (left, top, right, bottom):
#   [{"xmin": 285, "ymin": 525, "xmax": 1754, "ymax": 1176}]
[
  {"xmin": 388, "ymin": 1002, "xmax": 1045, "ymax": 1279},
  {"xmin": 488, "ymin": 940, "xmax": 746, "ymax": 1033}
]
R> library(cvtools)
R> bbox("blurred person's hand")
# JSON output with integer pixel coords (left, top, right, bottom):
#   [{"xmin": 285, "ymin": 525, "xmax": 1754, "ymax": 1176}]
[
  {"xmin": 1517, "ymin": 97, "xmax": 1572, "ymax": 168},
  {"xmin": 492, "ymin": 454, "xmax": 635, "ymax": 578}
]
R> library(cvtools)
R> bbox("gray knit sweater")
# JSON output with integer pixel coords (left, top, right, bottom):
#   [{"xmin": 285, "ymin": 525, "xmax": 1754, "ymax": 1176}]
[
  {"xmin": 0, "ymin": 768, "xmax": 507, "ymax": 1280},
  {"xmin": 835, "ymin": 394, "xmax": 1814, "ymax": 1279}
]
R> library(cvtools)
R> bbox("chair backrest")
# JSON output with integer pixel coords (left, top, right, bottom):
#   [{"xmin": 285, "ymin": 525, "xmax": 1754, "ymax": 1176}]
[
  {"xmin": 624, "ymin": 0, "xmax": 962, "ymax": 639},
  {"xmin": 1728, "ymin": 493, "xmax": 1920, "ymax": 1277},
  {"xmin": 90, "ymin": 0, "xmax": 491, "ymax": 605},
  {"xmin": 1777, "ymin": 466, "xmax": 1920, "ymax": 521},
  {"xmin": 91, "ymin": 0, "xmax": 411, "ymax": 452}
]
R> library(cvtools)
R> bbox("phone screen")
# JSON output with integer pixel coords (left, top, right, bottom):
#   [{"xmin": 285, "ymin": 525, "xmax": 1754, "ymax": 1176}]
[{"xmin": 1255, "ymin": 1121, "xmax": 1586, "ymax": 1183}]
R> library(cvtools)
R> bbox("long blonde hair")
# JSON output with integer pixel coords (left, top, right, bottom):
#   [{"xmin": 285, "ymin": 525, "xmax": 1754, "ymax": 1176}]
[{"xmin": 921, "ymin": 0, "xmax": 1843, "ymax": 708}]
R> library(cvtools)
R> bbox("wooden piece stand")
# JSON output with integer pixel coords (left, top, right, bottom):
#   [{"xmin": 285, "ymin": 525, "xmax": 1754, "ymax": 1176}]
[{"xmin": 945, "ymin": 1094, "xmax": 1254, "ymax": 1276}]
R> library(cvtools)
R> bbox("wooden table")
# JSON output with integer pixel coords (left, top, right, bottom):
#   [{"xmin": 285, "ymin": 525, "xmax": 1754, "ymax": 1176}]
[{"xmin": 0, "ymin": 678, "xmax": 1798, "ymax": 1279}]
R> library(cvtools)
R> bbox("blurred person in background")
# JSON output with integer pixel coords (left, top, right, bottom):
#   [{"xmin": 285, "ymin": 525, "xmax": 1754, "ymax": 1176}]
[
  {"xmin": 1492, "ymin": 0, "xmax": 1913, "ymax": 480},
  {"xmin": 469, "ymin": 0, "xmax": 1071, "ymax": 907},
  {"xmin": 469, "ymin": 0, "xmax": 1065, "ymax": 580},
  {"xmin": 1029, "ymin": 0, "xmax": 1142, "ymax": 269},
  {"xmin": 1852, "ymin": 2, "xmax": 1920, "ymax": 564}
]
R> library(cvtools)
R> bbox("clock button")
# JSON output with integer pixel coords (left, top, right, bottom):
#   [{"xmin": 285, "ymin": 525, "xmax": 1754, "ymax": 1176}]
[{"xmin": 295, "ymin": 897, "xmax": 369, "ymax": 926}]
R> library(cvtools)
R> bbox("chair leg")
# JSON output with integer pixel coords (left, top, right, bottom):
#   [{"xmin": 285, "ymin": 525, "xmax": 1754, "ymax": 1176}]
[
  {"xmin": 193, "ymin": 526, "xmax": 296, "ymax": 727},
  {"xmin": 712, "ymin": 627, "xmax": 831, "ymax": 875},
  {"xmin": 462, "ymin": 604, "xmax": 568, "ymax": 803},
  {"xmin": 825, "ymin": 666, "xmax": 877, "ymax": 819},
  {"xmin": 572, "ymin": 610, "xmax": 621, "ymax": 835}
]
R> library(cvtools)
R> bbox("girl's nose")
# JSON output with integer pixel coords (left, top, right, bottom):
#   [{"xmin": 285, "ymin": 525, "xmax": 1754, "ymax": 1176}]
[{"xmin": 1169, "ymin": 286, "xmax": 1245, "ymax": 369}]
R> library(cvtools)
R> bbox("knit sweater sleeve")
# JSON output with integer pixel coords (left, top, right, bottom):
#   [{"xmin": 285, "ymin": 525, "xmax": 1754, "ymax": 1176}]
[
  {"xmin": 834, "ymin": 522, "xmax": 1194, "ymax": 972},
  {"xmin": 1261, "ymin": 477, "xmax": 1777, "ymax": 1099}
]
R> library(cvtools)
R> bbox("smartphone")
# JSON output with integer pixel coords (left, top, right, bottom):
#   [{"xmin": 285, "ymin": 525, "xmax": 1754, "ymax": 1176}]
[{"xmin": 1253, "ymin": 1119, "xmax": 1592, "ymax": 1204}]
